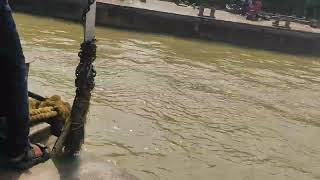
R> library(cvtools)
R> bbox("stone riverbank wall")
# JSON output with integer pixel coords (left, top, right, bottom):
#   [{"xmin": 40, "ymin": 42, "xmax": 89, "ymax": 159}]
[{"xmin": 11, "ymin": 0, "xmax": 320, "ymax": 56}]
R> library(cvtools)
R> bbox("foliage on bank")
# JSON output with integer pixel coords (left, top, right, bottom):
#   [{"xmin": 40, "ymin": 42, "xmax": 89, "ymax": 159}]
[{"xmin": 170, "ymin": 0, "xmax": 320, "ymax": 17}]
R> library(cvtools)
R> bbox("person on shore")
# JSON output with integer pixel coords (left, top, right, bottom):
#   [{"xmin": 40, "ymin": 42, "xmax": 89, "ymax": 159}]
[
  {"xmin": 0, "ymin": 0, "xmax": 50, "ymax": 169},
  {"xmin": 247, "ymin": 0, "xmax": 262, "ymax": 20}
]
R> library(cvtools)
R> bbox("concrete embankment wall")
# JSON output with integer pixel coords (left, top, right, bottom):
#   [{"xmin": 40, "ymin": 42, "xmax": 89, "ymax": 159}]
[
  {"xmin": 11, "ymin": 0, "xmax": 84, "ymax": 21},
  {"xmin": 12, "ymin": 0, "xmax": 320, "ymax": 56}
]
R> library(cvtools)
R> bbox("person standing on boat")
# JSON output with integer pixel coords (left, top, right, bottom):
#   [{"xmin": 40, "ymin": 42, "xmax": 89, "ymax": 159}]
[{"xmin": 0, "ymin": 0, "xmax": 50, "ymax": 169}]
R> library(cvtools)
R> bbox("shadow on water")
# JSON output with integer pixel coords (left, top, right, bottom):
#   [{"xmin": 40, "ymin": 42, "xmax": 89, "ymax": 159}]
[
  {"xmin": 52, "ymin": 152, "xmax": 139, "ymax": 180},
  {"xmin": 52, "ymin": 155, "xmax": 81, "ymax": 180}
]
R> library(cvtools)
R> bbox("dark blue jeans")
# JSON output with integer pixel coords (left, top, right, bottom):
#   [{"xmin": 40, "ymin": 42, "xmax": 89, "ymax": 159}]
[{"xmin": 0, "ymin": 0, "xmax": 30, "ymax": 157}]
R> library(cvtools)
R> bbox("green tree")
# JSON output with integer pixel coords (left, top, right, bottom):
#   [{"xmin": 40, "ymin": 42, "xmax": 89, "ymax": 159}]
[
  {"xmin": 306, "ymin": 0, "xmax": 320, "ymax": 7},
  {"xmin": 173, "ymin": 0, "xmax": 227, "ymax": 7},
  {"xmin": 263, "ymin": 0, "xmax": 306, "ymax": 16},
  {"xmin": 175, "ymin": 0, "xmax": 305, "ymax": 11},
  {"xmin": 170, "ymin": 0, "xmax": 318, "ymax": 18}
]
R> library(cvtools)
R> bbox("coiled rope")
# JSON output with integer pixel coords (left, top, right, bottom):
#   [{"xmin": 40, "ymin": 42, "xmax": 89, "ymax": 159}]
[{"xmin": 29, "ymin": 95, "xmax": 71, "ymax": 124}]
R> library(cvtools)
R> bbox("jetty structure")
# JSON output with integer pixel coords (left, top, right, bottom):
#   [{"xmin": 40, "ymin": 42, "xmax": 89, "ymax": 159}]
[{"xmin": 12, "ymin": 0, "xmax": 320, "ymax": 56}]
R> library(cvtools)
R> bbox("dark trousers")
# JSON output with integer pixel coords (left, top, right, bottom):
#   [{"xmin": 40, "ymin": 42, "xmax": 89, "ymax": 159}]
[{"xmin": 0, "ymin": 1, "xmax": 30, "ymax": 157}]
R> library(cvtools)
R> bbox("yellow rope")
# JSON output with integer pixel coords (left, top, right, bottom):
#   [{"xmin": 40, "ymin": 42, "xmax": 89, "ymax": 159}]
[
  {"xmin": 29, "ymin": 95, "xmax": 71, "ymax": 123},
  {"xmin": 30, "ymin": 111, "xmax": 58, "ymax": 122},
  {"xmin": 30, "ymin": 107, "xmax": 54, "ymax": 116}
]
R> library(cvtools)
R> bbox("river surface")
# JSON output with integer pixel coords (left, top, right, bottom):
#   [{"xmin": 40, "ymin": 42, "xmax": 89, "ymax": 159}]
[{"xmin": 16, "ymin": 13, "xmax": 320, "ymax": 180}]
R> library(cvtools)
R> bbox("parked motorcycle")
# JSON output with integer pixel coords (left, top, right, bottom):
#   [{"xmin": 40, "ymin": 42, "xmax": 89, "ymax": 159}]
[{"xmin": 225, "ymin": 0, "xmax": 248, "ymax": 16}]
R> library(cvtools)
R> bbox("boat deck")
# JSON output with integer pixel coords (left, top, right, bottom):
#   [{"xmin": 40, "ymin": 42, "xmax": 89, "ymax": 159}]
[
  {"xmin": 0, "ymin": 121, "xmax": 137, "ymax": 180},
  {"xmin": 0, "ymin": 112, "xmax": 137, "ymax": 180}
]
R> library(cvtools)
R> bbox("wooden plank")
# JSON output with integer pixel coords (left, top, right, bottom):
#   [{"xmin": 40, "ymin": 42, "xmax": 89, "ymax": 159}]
[{"xmin": 29, "ymin": 123, "xmax": 51, "ymax": 144}]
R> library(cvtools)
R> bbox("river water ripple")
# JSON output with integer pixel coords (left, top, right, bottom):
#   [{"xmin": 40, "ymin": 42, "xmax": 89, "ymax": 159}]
[{"xmin": 17, "ymin": 13, "xmax": 320, "ymax": 180}]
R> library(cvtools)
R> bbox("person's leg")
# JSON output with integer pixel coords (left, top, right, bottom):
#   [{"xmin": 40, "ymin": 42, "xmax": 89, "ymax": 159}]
[
  {"xmin": 1, "ymin": 3, "xmax": 50, "ymax": 169},
  {"xmin": 0, "ymin": 0, "xmax": 30, "ymax": 158},
  {"xmin": 6, "ymin": 64, "xmax": 30, "ymax": 158}
]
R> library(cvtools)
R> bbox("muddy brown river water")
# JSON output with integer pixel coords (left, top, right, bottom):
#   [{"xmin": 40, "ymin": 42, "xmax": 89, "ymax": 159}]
[{"xmin": 16, "ymin": 13, "xmax": 320, "ymax": 180}]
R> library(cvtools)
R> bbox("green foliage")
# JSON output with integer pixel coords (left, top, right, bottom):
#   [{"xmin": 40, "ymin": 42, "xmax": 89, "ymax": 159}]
[
  {"xmin": 174, "ymin": 0, "xmax": 313, "ymax": 16},
  {"xmin": 263, "ymin": 0, "xmax": 307, "ymax": 16},
  {"xmin": 173, "ymin": 0, "xmax": 227, "ymax": 7},
  {"xmin": 306, "ymin": 0, "xmax": 320, "ymax": 7}
]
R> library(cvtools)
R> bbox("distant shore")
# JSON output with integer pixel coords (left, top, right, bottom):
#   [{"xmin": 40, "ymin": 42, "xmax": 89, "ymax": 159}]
[{"xmin": 12, "ymin": 0, "xmax": 320, "ymax": 56}]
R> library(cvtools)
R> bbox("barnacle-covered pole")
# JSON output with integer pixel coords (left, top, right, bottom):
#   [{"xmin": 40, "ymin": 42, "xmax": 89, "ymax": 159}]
[{"xmin": 53, "ymin": 0, "xmax": 97, "ymax": 156}]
